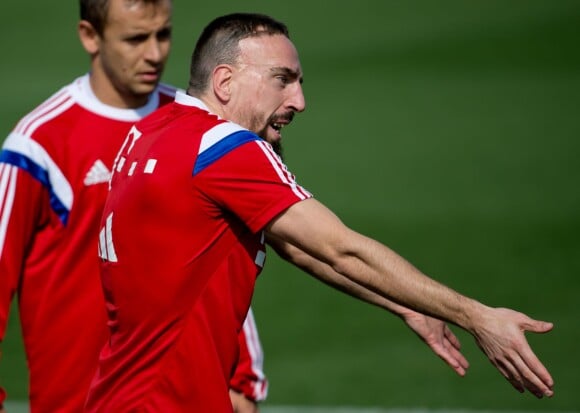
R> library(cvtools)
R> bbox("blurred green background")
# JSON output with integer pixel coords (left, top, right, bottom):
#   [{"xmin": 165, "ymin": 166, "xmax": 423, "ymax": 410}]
[{"xmin": 1, "ymin": 0, "xmax": 579, "ymax": 411}]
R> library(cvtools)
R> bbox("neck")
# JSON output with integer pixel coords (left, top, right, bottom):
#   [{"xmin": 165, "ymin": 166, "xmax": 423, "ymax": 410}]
[
  {"xmin": 191, "ymin": 89, "xmax": 227, "ymax": 119},
  {"xmin": 89, "ymin": 72, "xmax": 150, "ymax": 109}
]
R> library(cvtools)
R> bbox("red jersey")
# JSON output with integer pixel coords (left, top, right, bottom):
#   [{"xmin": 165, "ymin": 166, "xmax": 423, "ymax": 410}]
[
  {"xmin": 0, "ymin": 77, "xmax": 266, "ymax": 412},
  {"xmin": 85, "ymin": 92, "xmax": 311, "ymax": 412}
]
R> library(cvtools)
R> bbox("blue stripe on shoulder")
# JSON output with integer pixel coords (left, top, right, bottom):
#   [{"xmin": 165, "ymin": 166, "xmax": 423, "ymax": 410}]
[
  {"xmin": 1, "ymin": 149, "xmax": 49, "ymax": 186},
  {"xmin": 193, "ymin": 130, "xmax": 260, "ymax": 176},
  {"xmin": 0, "ymin": 150, "xmax": 70, "ymax": 225}
]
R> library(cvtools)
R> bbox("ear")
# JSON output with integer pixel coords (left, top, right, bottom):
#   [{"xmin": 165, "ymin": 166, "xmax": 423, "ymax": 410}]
[
  {"xmin": 212, "ymin": 64, "xmax": 233, "ymax": 103},
  {"xmin": 78, "ymin": 20, "xmax": 100, "ymax": 55}
]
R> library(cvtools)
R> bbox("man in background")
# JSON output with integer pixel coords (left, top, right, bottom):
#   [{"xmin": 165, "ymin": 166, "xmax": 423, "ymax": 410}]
[
  {"xmin": 85, "ymin": 12, "xmax": 553, "ymax": 412},
  {"xmin": 0, "ymin": 1, "xmax": 265, "ymax": 412}
]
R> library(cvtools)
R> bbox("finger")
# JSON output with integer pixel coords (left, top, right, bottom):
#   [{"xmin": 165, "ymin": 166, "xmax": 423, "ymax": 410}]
[
  {"xmin": 510, "ymin": 352, "xmax": 553, "ymax": 398},
  {"xmin": 522, "ymin": 319, "xmax": 553, "ymax": 334},
  {"xmin": 444, "ymin": 326, "xmax": 462, "ymax": 350},
  {"xmin": 516, "ymin": 335, "xmax": 554, "ymax": 388},
  {"xmin": 515, "ymin": 344, "xmax": 554, "ymax": 397},
  {"xmin": 495, "ymin": 357, "xmax": 525, "ymax": 394},
  {"xmin": 519, "ymin": 318, "xmax": 554, "ymax": 396},
  {"xmin": 444, "ymin": 338, "xmax": 470, "ymax": 370},
  {"xmin": 432, "ymin": 340, "xmax": 467, "ymax": 376},
  {"xmin": 442, "ymin": 328, "xmax": 469, "ymax": 369}
]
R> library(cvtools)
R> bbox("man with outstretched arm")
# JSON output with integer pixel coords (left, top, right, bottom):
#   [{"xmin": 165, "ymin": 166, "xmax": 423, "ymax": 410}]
[{"xmin": 85, "ymin": 12, "xmax": 553, "ymax": 412}]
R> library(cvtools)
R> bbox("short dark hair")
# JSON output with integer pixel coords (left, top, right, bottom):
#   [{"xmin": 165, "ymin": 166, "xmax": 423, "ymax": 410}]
[
  {"xmin": 188, "ymin": 13, "xmax": 289, "ymax": 95},
  {"xmin": 80, "ymin": 0, "xmax": 166, "ymax": 35},
  {"xmin": 80, "ymin": 0, "xmax": 109, "ymax": 35}
]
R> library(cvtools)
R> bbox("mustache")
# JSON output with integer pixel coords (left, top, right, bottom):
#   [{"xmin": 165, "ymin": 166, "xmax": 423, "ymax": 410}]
[{"xmin": 270, "ymin": 112, "xmax": 295, "ymax": 124}]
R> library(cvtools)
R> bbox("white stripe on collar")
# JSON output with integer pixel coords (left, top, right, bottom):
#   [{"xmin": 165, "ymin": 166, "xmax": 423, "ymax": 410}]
[{"xmin": 175, "ymin": 91, "xmax": 210, "ymax": 112}]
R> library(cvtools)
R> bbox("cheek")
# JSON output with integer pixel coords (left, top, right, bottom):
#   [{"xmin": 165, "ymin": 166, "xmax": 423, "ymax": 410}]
[
  {"xmin": 101, "ymin": 47, "xmax": 129, "ymax": 71},
  {"xmin": 160, "ymin": 43, "xmax": 171, "ymax": 60},
  {"xmin": 113, "ymin": 44, "xmax": 145, "ymax": 68}
]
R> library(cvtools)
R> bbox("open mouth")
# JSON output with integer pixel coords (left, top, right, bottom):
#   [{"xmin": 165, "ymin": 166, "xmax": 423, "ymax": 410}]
[
  {"xmin": 271, "ymin": 122, "xmax": 286, "ymax": 132},
  {"xmin": 268, "ymin": 112, "xmax": 294, "ymax": 139}
]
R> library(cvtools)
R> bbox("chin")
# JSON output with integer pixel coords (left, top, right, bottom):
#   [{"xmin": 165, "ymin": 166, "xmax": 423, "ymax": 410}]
[{"xmin": 134, "ymin": 83, "xmax": 158, "ymax": 95}]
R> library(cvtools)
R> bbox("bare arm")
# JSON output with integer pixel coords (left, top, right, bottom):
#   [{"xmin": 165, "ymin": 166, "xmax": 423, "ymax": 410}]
[
  {"xmin": 266, "ymin": 198, "xmax": 554, "ymax": 398},
  {"xmin": 267, "ymin": 231, "xmax": 469, "ymax": 376}
]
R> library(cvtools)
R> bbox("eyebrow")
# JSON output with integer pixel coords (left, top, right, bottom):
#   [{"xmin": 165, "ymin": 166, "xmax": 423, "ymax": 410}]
[{"xmin": 270, "ymin": 66, "xmax": 304, "ymax": 84}]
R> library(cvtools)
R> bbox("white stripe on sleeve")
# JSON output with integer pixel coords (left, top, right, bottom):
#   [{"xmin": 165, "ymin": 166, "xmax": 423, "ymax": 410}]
[
  {"xmin": 3, "ymin": 133, "xmax": 73, "ymax": 211},
  {"xmin": 0, "ymin": 164, "xmax": 18, "ymax": 259},
  {"xmin": 255, "ymin": 140, "xmax": 311, "ymax": 200},
  {"xmin": 242, "ymin": 307, "xmax": 269, "ymax": 400}
]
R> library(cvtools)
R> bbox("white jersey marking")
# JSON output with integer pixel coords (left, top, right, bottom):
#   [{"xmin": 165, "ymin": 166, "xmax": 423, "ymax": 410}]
[
  {"xmin": 0, "ymin": 164, "xmax": 18, "ymax": 259},
  {"xmin": 144, "ymin": 159, "xmax": 157, "ymax": 174},
  {"xmin": 84, "ymin": 159, "xmax": 112, "ymax": 186}
]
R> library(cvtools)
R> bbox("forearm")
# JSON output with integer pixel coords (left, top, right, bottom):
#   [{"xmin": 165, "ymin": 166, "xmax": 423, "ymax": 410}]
[
  {"xmin": 268, "ymin": 198, "xmax": 554, "ymax": 398},
  {"xmin": 331, "ymin": 231, "xmax": 484, "ymax": 332},
  {"xmin": 268, "ymin": 233, "xmax": 421, "ymax": 320},
  {"xmin": 267, "ymin": 199, "xmax": 484, "ymax": 333}
]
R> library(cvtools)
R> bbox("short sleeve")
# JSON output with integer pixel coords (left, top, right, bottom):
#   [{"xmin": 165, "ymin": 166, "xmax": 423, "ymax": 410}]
[{"xmin": 196, "ymin": 137, "xmax": 311, "ymax": 233}]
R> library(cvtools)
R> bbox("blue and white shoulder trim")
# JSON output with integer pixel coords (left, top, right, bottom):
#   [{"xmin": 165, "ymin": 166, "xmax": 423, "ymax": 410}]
[{"xmin": 194, "ymin": 123, "xmax": 260, "ymax": 176}]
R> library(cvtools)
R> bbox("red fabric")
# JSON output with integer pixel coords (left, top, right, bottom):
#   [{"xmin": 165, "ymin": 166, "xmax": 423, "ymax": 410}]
[
  {"xmin": 0, "ymin": 77, "xmax": 268, "ymax": 412},
  {"xmin": 85, "ymin": 93, "xmax": 309, "ymax": 412},
  {"xmin": 0, "ymin": 77, "xmax": 171, "ymax": 411},
  {"xmin": 230, "ymin": 308, "xmax": 268, "ymax": 401}
]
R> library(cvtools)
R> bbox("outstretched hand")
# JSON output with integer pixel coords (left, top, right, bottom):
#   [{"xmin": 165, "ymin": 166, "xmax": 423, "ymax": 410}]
[
  {"xmin": 403, "ymin": 312, "xmax": 469, "ymax": 376},
  {"xmin": 472, "ymin": 307, "xmax": 554, "ymax": 398}
]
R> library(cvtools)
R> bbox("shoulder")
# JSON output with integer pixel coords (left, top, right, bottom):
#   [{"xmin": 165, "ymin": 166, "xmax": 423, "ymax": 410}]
[
  {"xmin": 156, "ymin": 83, "xmax": 179, "ymax": 106},
  {"xmin": 10, "ymin": 79, "xmax": 80, "ymax": 139},
  {"xmin": 199, "ymin": 121, "xmax": 260, "ymax": 156},
  {"xmin": 194, "ymin": 124, "xmax": 263, "ymax": 176}
]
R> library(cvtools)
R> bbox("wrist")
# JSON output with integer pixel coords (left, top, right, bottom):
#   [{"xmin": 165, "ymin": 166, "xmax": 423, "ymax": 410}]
[{"xmin": 458, "ymin": 298, "xmax": 489, "ymax": 333}]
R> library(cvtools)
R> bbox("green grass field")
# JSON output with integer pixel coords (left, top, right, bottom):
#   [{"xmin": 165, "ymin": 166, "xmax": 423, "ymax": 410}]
[{"xmin": 1, "ymin": 0, "xmax": 579, "ymax": 411}]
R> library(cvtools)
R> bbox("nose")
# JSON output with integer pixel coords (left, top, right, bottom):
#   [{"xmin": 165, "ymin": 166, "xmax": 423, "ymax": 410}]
[
  {"xmin": 288, "ymin": 83, "xmax": 306, "ymax": 113},
  {"xmin": 144, "ymin": 38, "xmax": 164, "ymax": 64}
]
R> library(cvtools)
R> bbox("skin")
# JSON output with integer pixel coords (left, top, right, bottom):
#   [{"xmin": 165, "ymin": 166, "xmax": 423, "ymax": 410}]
[
  {"xmin": 1, "ymin": 3, "xmax": 261, "ymax": 413},
  {"xmin": 78, "ymin": 3, "xmax": 258, "ymax": 411},
  {"xmin": 2, "ymin": 3, "xmax": 173, "ymax": 412},
  {"xmin": 230, "ymin": 390, "xmax": 259, "ymax": 413},
  {"xmin": 208, "ymin": 34, "xmax": 305, "ymax": 146},
  {"xmin": 197, "ymin": 33, "xmax": 554, "ymax": 399},
  {"xmin": 80, "ymin": 4, "xmax": 258, "ymax": 412},
  {"xmin": 269, "ymin": 234, "xmax": 470, "ymax": 376},
  {"xmin": 78, "ymin": 0, "xmax": 172, "ymax": 108}
]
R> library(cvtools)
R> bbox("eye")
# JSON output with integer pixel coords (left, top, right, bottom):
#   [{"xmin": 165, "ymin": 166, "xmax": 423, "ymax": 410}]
[
  {"xmin": 276, "ymin": 75, "xmax": 289, "ymax": 86},
  {"xmin": 126, "ymin": 34, "xmax": 149, "ymax": 45},
  {"xmin": 157, "ymin": 27, "xmax": 172, "ymax": 41}
]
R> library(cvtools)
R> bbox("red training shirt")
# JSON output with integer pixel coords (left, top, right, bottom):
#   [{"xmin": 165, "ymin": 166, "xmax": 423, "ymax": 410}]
[{"xmin": 85, "ymin": 92, "xmax": 311, "ymax": 412}]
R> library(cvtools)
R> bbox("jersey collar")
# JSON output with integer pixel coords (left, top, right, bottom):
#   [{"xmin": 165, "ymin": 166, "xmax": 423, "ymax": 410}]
[{"xmin": 174, "ymin": 90, "xmax": 210, "ymax": 112}]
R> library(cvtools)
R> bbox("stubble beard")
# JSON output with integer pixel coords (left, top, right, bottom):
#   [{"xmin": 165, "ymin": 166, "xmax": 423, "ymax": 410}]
[
  {"xmin": 271, "ymin": 140, "xmax": 283, "ymax": 160},
  {"xmin": 251, "ymin": 115, "xmax": 285, "ymax": 161}
]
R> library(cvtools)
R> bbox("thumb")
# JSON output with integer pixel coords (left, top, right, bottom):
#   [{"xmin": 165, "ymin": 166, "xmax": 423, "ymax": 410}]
[{"xmin": 524, "ymin": 319, "xmax": 554, "ymax": 334}]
